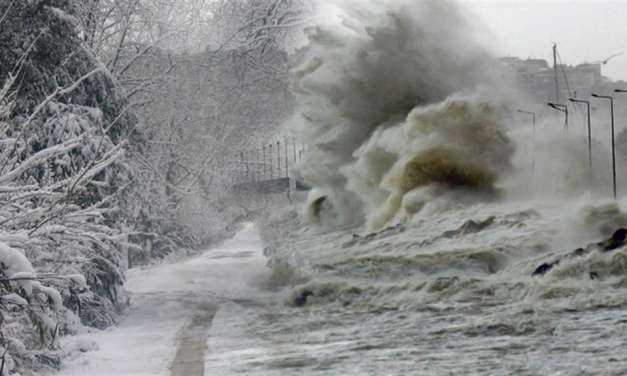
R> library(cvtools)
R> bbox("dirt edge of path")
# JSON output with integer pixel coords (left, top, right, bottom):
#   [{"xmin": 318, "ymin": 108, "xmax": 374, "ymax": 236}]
[{"xmin": 170, "ymin": 303, "xmax": 217, "ymax": 376}]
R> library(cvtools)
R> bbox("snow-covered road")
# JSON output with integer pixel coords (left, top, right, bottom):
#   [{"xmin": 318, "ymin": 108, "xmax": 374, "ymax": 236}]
[{"xmin": 55, "ymin": 225, "xmax": 270, "ymax": 376}]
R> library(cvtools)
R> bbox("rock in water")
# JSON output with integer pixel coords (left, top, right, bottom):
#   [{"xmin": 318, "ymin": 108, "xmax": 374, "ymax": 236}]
[
  {"xmin": 532, "ymin": 261, "xmax": 560, "ymax": 276},
  {"xmin": 293, "ymin": 290, "xmax": 314, "ymax": 307},
  {"xmin": 532, "ymin": 228, "xmax": 627, "ymax": 276},
  {"xmin": 600, "ymin": 228, "xmax": 627, "ymax": 252}
]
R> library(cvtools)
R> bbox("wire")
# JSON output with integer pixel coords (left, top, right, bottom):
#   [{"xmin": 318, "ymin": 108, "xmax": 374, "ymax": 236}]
[
  {"xmin": 556, "ymin": 50, "xmax": 573, "ymax": 97},
  {"xmin": 556, "ymin": 47, "xmax": 586, "ymax": 134}
]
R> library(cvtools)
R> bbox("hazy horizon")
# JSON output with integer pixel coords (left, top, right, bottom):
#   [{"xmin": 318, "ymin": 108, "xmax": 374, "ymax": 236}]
[{"xmin": 463, "ymin": 0, "xmax": 627, "ymax": 82}]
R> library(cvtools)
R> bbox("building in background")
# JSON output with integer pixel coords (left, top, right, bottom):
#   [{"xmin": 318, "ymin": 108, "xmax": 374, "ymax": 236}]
[{"xmin": 497, "ymin": 57, "xmax": 606, "ymax": 103}]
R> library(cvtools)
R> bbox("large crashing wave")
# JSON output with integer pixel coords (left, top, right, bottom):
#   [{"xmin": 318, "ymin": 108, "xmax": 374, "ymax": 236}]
[{"xmin": 291, "ymin": 0, "xmax": 514, "ymax": 229}]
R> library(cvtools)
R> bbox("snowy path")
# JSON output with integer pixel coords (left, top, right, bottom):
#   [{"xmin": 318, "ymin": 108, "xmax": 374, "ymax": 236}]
[
  {"xmin": 170, "ymin": 303, "xmax": 216, "ymax": 376},
  {"xmin": 55, "ymin": 225, "xmax": 269, "ymax": 376}
]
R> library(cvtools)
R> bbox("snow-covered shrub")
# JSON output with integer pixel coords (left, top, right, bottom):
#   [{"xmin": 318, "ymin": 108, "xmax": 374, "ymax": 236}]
[
  {"xmin": 0, "ymin": 3, "xmax": 139, "ymax": 373},
  {"xmin": 0, "ymin": 86, "xmax": 132, "ymax": 373}
]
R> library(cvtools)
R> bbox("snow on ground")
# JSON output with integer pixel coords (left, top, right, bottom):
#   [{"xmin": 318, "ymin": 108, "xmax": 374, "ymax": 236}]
[{"xmin": 53, "ymin": 224, "xmax": 269, "ymax": 376}]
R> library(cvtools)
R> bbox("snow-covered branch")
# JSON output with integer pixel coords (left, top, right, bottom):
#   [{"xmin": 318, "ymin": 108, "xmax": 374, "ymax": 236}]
[{"xmin": 0, "ymin": 137, "xmax": 83, "ymax": 184}]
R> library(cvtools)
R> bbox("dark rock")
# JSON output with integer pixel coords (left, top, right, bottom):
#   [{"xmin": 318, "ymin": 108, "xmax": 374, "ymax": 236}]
[
  {"xmin": 293, "ymin": 290, "xmax": 314, "ymax": 307},
  {"xmin": 532, "ymin": 261, "xmax": 559, "ymax": 276},
  {"xmin": 441, "ymin": 216, "xmax": 496, "ymax": 238},
  {"xmin": 532, "ymin": 228, "xmax": 627, "ymax": 277},
  {"xmin": 412, "ymin": 216, "xmax": 496, "ymax": 248},
  {"xmin": 602, "ymin": 228, "xmax": 627, "ymax": 252},
  {"xmin": 342, "ymin": 223, "xmax": 405, "ymax": 248},
  {"xmin": 311, "ymin": 196, "xmax": 327, "ymax": 222},
  {"xmin": 572, "ymin": 248, "xmax": 586, "ymax": 256}
]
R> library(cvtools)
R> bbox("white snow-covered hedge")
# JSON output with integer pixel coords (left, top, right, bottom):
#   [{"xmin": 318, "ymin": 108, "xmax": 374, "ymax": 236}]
[{"xmin": 0, "ymin": 68, "xmax": 131, "ymax": 373}]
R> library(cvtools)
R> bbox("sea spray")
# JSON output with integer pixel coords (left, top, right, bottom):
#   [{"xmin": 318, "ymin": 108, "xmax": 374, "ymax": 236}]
[
  {"xmin": 292, "ymin": 0, "xmax": 514, "ymax": 228},
  {"xmin": 504, "ymin": 118, "xmax": 620, "ymax": 200}
]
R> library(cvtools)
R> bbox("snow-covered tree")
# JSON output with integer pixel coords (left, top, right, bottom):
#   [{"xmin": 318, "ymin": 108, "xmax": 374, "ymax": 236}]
[{"xmin": 80, "ymin": 0, "xmax": 308, "ymax": 248}]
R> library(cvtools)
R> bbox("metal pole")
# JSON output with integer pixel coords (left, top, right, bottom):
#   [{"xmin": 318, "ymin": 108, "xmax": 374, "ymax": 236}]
[
  {"xmin": 249, "ymin": 151, "xmax": 252, "ymax": 181},
  {"xmin": 293, "ymin": 138, "xmax": 297, "ymax": 164},
  {"xmin": 277, "ymin": 141, "xmax": 281, "ymax": 177},
  {"xmin": 240, "ymin": 151, "xmax": 245, "ymax": 182},
  {"xmin": 284, "ymin": 138, "xmax": 289, "ymax": 178},
  {"xmin": 592, "ymin": 94, "xmax": 617, "ymax": 199},
  {"xmin": 547, "ymin": 102, "xmax": 568, "ymax": 130},
  {"xmin": 614, "ymin": 89, "xmax": 627, "ymax": 193},
  {"xmin": 569, "ymin": 98, "xmax": 592, "ymax": 170},
  {"xmin": 532, "ymin": 113, "xmax": 536, "ymax": 175},
  {"xmin": 263, "ymin": 145, "xmax": 266, "ymax": 180},
  {"xmin": 587, "ymin": 103, "xmax": 592, "ymax": 169},
  {"xmin": 256, "ymin": 147, "xmax": 260, "ymax": 182},
  {"xmin": 553, "ymin": 43, "xmax": 560, "ymax": 103},
  {"xmin": 269, "ymin": 144, "xmax": 273, "ymax": 179},
  {"xmin": 611, "ymin": 96, "xmax": 616, "ymax": 199}
]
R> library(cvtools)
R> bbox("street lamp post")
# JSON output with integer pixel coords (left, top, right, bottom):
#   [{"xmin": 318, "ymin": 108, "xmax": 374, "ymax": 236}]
[
  {"xmin": 547, "ymin": 102, "xmax": 569, "ymax": 129},
  {"xmin": 262, "ymin": 145, "xmax": 266, "ymax": 180},
  {"xmin": 592, "ymin": 93, "xmax": 616, "ymax": 199},
  {"xmin": 569, "ymin": 98, "xmax": 592, "ymax": 169},
  {"xmin": 269, "ymin": 144, "xmax": 273, "ymax": 179},
  {"xmin": 517, "ymin": 109, "xmax": 536, "ymax": 176},
  {"xmin": 516, "ymin": 109, "xmax": 536, "ymax": 130}
]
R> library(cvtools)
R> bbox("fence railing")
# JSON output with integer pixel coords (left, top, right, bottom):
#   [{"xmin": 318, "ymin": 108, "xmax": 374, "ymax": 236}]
[{"xmin": 230, "ymin": 139, "xmax": 309, "ymax": 193}]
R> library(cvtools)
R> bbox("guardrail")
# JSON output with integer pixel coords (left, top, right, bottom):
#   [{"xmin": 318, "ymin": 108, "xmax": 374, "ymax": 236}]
[{"xmin": 230, "ymin": 139, "xmax": 310, "ymax": 194}]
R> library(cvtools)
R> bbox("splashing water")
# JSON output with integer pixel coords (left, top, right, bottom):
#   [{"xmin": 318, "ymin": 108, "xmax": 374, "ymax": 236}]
[
  {"xmin": 292, "ymin": 0, "xmax": 515, "ymax": 229},
  {"xmin": 243, "ymin": 1, "xmax": 627, "ymax": 374}
]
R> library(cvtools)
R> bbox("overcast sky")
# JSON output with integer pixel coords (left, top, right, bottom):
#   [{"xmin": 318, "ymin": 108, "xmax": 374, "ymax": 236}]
[{"xmin": 462, "ymin": 0, "xmax": 627, "ymax": 81}]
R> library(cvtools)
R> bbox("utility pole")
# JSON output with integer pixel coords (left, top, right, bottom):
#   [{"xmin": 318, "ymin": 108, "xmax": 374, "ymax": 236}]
[
  {"xmin": 592, "ymin": 93, "xmax": 617, "ymax": 199},
  {"xmin": 553, "ymin": 43, "xmax": 560, "ymax": 103}
]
